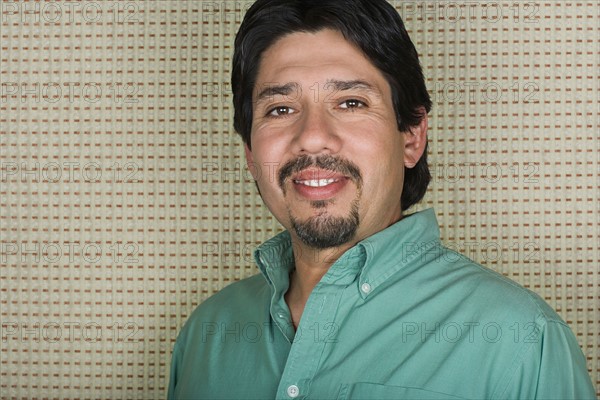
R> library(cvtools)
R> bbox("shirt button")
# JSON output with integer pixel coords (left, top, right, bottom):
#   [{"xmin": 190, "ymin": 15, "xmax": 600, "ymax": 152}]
[
  {"xmin": 287, "ymin": 384, "xmax": 299, "ymax": 398},
  {"xmin": 361, "ymin": 282, "xmax": 372, "ymax": 294}
]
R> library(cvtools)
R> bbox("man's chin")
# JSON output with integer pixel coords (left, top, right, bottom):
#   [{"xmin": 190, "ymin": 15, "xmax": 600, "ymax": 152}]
[{"xmin": 289, "ymin": 207, "xmax": 359, "ymax": 250}]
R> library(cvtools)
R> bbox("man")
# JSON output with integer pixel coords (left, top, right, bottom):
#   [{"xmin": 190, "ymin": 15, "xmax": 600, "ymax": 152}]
[{"xmin": 168, "ymin": 0, "xmax": 595, "ymax": 398}]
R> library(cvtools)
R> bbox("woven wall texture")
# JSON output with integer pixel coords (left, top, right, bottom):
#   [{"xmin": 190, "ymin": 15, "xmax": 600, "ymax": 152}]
[{"xmin": 0, "ymin": 0, "xmax": 598, "ymax": 398}]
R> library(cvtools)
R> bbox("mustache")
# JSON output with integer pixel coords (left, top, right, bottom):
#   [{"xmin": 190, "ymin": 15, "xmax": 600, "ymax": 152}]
[{"xmin": 278, "ymin": 155, "xmax": 363, "ymax": 190}]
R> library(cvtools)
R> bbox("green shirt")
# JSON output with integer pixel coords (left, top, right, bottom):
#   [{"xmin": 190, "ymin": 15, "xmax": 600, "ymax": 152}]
[{"xmin": 168, "ymin": 209, "xmax": 595, "ymax": 399}]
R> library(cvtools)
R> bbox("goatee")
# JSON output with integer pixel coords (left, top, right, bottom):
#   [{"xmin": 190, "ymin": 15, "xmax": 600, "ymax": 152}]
[
  {"xmin": 290, "ymin": 197, "xmax": 360, "ymax": 249},
  {"xmin": 279, "ymin": 154, "xmax": 363, "ymax": 249}
]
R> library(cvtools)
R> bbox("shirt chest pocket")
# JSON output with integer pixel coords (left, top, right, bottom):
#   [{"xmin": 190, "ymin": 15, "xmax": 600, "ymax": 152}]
[{"xmin": 337, "ymin": 382, "xmax": 465, "ymax": 400}]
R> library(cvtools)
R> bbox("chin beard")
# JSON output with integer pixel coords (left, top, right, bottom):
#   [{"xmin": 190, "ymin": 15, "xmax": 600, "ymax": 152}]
[{"xmin": 289, "ymin": 199, "xmax": 360, "ymax": 249}]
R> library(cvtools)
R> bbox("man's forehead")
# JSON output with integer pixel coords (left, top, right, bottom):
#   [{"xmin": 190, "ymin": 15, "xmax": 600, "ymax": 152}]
[
  {"xmin": 254, "ymin": 29, "xmax": 376, "ymax": 77},
  {"xmin": 252, "ymin": 30, "xmax": 390, "ymax": 103}
]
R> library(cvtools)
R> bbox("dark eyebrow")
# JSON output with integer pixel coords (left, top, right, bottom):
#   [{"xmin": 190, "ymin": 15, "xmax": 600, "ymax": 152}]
[
  {"xmin": 253, "ymin": 79, "xmax": 381, "ymax": 106},
  {"xmin": 254, "ymin": 82, "xmax": 300, "ymax": 105},
  {"xmin": 324, "ymin": 79, "xmax": 381, "ymax": 97}
]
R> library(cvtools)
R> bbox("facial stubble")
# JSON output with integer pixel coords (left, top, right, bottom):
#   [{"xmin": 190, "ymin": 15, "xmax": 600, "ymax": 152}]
[
  {"xmin": 279, "ymin": 155, "xmax": 363, "ymax": 249},
  {"xmin": 289, "ymin": 196, "xmax": 361, "ymax": 249}
]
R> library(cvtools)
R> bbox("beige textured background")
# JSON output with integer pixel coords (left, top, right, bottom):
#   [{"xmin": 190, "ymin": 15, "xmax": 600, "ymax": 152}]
[{"xmin": 0, "ymin": 0, "xmax": 598, "ymax": 398}]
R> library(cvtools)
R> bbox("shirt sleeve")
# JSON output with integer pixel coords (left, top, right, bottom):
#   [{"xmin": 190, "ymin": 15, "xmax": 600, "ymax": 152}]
[{"xmin": 497, "ymin": 318, "xmax": 596, "ymax": 399}]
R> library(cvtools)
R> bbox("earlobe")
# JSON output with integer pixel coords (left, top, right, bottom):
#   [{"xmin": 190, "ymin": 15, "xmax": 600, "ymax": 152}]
[{"xmin": 403, "ymin": 109, "xmax": 428, "ymax": 168}]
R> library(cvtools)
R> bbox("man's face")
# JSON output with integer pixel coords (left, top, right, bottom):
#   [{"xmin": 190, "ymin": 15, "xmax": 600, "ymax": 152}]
[{"xmin": 246, "ymin": 29, "xmax": 425, "ymax": 249}]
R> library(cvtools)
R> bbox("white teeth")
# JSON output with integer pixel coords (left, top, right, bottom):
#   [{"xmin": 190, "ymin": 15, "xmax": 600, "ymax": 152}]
[{"xmin": 295, "ymin": 178, "xmax": 338, "ymax": 187}]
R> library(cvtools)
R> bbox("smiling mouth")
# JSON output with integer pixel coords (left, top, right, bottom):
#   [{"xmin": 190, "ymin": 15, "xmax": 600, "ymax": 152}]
[
  {"xmin": 293, "ymin": 178, "xmax": 340, "ymax": 187},
  {"xmin": 290, "ymin": 169, "xmax": 349, "ymax": 201},
  {"xmin": 277, "ymin": 154, "xmax": 363, "ymax": 196}
]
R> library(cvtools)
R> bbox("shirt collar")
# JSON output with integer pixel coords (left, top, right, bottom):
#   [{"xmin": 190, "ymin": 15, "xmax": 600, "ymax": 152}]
[
  {"xmin": 254, "ymin": 229, "xmax": 295, "ymax": 291},
  {"xmin": 254, "ymin": 208, "xmax": 441, "ymax": 299},
  {"xmin": 356, "ymin": 208, "xmax": 441, "ymax": 298}
]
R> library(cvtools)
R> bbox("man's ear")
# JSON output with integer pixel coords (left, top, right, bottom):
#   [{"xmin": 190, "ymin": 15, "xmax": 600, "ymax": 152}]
[
  {"xmin": 244, "ymin": 143, "xmax": 258, "ymax": 180},
  {"xmin": 403, "ymin": 107, "xmax": 428, "ymax": 168}
]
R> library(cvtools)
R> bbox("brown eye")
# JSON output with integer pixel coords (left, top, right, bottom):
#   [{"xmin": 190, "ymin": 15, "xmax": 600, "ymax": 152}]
[
  {"xmin": 339, "ymin": 99, "xmax": 365, "ymax": 109},
  {"xmin": 267, "ymin": 106, "xmax": 295, "ymax": 117}
]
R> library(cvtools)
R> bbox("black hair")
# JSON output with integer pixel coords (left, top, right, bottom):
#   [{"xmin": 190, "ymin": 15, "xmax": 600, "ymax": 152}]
[{"xmin": 232, "ymin": 0, "xmax": 432, "ymax": 211}]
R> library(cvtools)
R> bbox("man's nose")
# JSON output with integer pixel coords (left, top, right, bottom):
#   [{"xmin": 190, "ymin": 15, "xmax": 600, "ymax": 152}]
[{"xmin": 290, "ymin": 107, "xmax": 342, "ymax": 155}]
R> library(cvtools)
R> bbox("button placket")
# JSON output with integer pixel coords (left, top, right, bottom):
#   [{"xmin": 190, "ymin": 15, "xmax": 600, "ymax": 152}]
[{"xmin": 276, "ymin": 286, "xmax": 343, "ymax": 399}]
